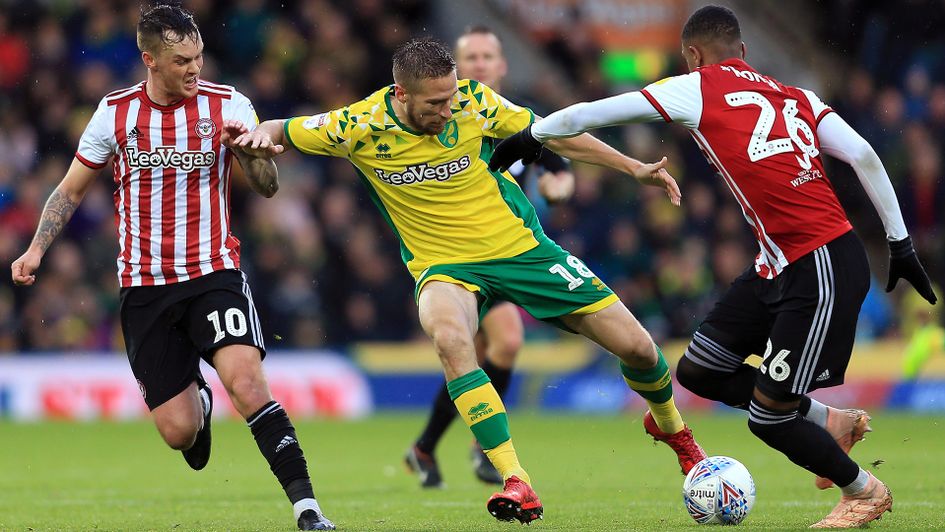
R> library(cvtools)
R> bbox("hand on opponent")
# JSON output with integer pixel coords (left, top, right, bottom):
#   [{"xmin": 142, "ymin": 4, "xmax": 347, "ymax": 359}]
[{"xmin": 229, "ymin": 122, "xmax": 285, "ymax": 159}]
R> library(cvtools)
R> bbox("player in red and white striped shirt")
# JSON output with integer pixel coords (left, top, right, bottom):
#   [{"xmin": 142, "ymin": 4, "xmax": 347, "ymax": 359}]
[
  {"xmin": 490, "ymin": 5, "xmax": 936, "ymax": 528},
  {"xmin": 10, "ymin": 5, "xmax": 332, "ymax": 530}
]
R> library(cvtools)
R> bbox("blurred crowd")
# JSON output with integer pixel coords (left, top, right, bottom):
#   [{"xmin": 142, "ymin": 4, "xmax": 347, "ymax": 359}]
[{"xmin": 0, "ymin": 0, "xmax": 941, "ymax": 353}]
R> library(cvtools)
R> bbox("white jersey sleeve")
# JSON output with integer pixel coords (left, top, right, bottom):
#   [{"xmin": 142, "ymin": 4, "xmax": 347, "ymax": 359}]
[
  {"xmin": 799, "ymin": 88, "xmax": 834, "ymax": 125},
  {"xmin": 226, "ymin": 90, "xmax": 259, "ymax": 132},
  {"xmin": 531, "ymin": 92, "xmax": 665, "ymax": 141},
  {"xmin": 76, "ymin": 98, "xmax": 115, "ymax": 169},
  {"xmin": 639, "ymin": 71, "xmax": 703, "ymax": 129}
]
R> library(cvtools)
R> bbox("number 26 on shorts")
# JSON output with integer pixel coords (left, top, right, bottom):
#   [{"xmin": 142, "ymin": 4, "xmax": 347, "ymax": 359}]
[
  {"xmin": 549, "ymin": 255, "xmax": 597, "ymax": 291},
  {"xmin": 760, "ymin": 339, "xmax": 791, "ymax": 382}
]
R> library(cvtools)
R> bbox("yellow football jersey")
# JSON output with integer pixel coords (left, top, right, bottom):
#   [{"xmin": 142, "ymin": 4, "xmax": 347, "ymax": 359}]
[{"xmin": 284, "ymin": 79, "xmax": 545, "ymax": 279}]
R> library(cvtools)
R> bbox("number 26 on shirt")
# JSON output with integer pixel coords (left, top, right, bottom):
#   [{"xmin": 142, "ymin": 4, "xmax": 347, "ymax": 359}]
[{"xmin": 725, "ymin": 91, "xmax": 819, "ymax": 170}]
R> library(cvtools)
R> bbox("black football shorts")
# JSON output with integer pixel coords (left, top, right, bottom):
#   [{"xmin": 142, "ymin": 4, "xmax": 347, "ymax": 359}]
[
  {"xmin": 683, "ymin": 231, "xmax": 870, "ymax": 400},
  {"xmin": 119, "ymin": 269, "xmax": 265, "ymax": 410}
]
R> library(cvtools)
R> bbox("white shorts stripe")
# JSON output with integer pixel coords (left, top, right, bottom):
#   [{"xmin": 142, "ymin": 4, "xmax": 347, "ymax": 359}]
[
  {"xmin": 240, "ymin": 271, "xmax": 264, "ymax": 350},
  {"xmin": 792, "ymin": 247, "xmax": 835, "ymax": 394},
  {"xmin": 694, "ymin": 332, "xmax": 744, "ymax": 365}
]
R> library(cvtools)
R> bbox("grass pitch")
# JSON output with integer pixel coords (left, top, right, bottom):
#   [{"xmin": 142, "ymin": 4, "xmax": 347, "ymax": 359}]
[{"xmin": 0, "ymin": 412, "xmax": 942, "ymax": 531}]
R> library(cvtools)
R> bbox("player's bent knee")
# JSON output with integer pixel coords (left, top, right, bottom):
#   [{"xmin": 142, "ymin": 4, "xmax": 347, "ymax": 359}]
[
  {"xmin": 614, "ymin": 335, "xmax": 657, "ymax": 367},
  {"xmin": 675, "ymin": 356, "xmax": 703, "ymax": 394},
  {"xmin": 431, "ymin": 323, "xmax": 474, "ymax": 358},
  {"xmin": 225, "ymin": 373, "xmax": 269, "ymax": 407},
  {"xmin": 156, "ymin": 418, "xmax": 199, "ymax": 450}
]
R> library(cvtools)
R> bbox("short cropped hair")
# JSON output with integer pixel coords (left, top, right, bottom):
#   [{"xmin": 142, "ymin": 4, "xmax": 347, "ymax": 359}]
[
  {"xmin": 681, "ymin": 5, "xmax": 741, "ymax": 45},
  {"xmin": 137, "ymin": 3, "xmax": 200, "ymax": 53},
  {"xmin": 462, "ymin": 24, "xmax": 499, "ymax": 40},
  {"xmin": 392, "ymin": 38, "xmax": 456, "ymax": 89}
]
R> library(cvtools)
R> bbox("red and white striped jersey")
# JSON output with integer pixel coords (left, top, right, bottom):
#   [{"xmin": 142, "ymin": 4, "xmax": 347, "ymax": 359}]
[
  {"xmin": 641, "ymin": 59, "xmax": 852, "ymax": 279},
  {"xmin": 75, "ymin": 80, "xmax": 257, "ymax": 287}
]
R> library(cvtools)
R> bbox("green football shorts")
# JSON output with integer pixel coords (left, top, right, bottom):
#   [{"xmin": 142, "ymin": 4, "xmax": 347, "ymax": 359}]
[{"xmin": 416, "ymin": 238, "xmax": 619, "ymax": 331}]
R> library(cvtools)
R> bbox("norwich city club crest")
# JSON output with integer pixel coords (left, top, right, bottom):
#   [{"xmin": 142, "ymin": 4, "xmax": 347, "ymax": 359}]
[{"xmin": 437, "ymin": 119, "xmax": 459, "ymax": 148}]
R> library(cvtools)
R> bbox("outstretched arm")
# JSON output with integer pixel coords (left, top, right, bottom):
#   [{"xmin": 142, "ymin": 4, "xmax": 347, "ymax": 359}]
[
  {"xmin": 532, "ymin": 92, "xmax": 662, "ymax": 141},
  {"xmin": 818, "ymin": 112, "xmax": 936, "ymax": 304},
  {"xmin": 489, "ymin": 92, "xmax": 677, "ymax": 204},
  {"xmin": 544, "ymin": 134, "xmax": 680, "ymax": 206},
  {"xmin": 11, "ymin": 158, "xmax": 99, "ymax": 285}
]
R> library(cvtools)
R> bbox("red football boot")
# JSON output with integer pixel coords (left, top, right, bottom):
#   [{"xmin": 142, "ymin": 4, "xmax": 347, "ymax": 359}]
[
  {"xmin": 643, "ymin": 411, "xmax": 707, "ymax": 475},
  {"xmin": 487, "ymin": 475, "xmax": 543, "ymax": 524}
]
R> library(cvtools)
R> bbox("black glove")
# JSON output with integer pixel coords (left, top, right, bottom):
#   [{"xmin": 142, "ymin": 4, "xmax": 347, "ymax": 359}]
[
  {"xmin": 489, "ymin": 124, "xmax": 543, "ymax": 173},
  {"xmin": 536, "ymin": 148, "xmax": 568, "ymax": 173},
  {"xmin": 886, "ymin": 236, "xmax": 937, "ymax": 304}
]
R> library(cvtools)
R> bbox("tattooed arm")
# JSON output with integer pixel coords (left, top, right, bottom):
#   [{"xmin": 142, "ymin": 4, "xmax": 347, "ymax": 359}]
[
  {"xmin": 11, "ymin": 158, "xmax": 100, "ymax": 285},
  {"xmin": 232, "ymin": 149, "xmax": 279, "ymax": 198}
]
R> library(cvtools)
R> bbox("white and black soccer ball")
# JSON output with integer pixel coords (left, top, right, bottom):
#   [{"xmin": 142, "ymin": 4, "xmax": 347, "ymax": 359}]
[{"xmin": 682, "ymin": 456, "xmax": 756, "ymax": 525}]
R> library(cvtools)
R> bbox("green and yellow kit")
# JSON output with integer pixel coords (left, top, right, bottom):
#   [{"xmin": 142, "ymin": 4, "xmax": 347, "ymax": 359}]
[{"xmin": 284, "ymin": 80, "xmax": 617, "ymax": 325}]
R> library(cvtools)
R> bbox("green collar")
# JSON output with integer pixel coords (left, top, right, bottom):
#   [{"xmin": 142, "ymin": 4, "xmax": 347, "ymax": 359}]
[{"xmin": 384, "ymin": 88, "xmax": 423, "ymax": 136}]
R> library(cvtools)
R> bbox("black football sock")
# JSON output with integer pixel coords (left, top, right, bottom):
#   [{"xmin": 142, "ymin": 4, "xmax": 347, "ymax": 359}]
[
  {"xmin": 482, "ymin": 358, "xmax": 513, "ymax": 398},
  {"xmin": 247, "ymin": 401, "xmax": 315, "ymax": 505},
  {"xmin": 747, "ymin": 399, "xmax": 859, "ymax": 486},
  {"xmin": 415, "ymin": 382, "xmax": 457, "ymax": 455}
]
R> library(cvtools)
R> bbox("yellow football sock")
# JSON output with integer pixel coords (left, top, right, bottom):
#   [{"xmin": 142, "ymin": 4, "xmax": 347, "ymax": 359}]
[
  {"xmin": 448, "ymin": 368, "xmax": 530, "ymax": 484},
  {"xmin": 484, "ymin": 439, "xmax": 530, "ymax": 484}
]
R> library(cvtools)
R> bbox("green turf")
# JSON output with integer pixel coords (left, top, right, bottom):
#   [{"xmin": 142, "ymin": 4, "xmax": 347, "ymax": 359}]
[{"xmin": 0, "ymin": 412, "xmax": 942, "ymax": 531}]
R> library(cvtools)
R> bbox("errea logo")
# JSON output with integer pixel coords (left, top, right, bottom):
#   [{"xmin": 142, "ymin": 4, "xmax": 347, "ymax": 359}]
[
  {"xmin": 376, "ymin": 143, "xmax": 391, "ymax": 159},
  {"xmin": 467, "ymin": 401, "xmax": 494, "ymax": 421}
]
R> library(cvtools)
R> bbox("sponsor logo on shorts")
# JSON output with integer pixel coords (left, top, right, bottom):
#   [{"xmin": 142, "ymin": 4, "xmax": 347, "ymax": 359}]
[{"xmin": 137, "ymin": 379, "xmax": 147, "ymax": 399}]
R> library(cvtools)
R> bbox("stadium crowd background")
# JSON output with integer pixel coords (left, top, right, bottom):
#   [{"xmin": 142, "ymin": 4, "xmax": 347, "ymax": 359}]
[{"xmin": 0, "ymin": 0, "xmax": 942, "ymax": 354}]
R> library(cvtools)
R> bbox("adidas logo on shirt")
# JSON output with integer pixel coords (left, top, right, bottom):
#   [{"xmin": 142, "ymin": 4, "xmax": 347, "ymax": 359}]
[{"xmin": 815, "ymin": 369, "xmax": 831, "ymax": 382}]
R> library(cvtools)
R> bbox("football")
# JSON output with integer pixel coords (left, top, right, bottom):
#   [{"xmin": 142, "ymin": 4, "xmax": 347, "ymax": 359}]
[{"xmin": 682, "ymin": 456, "xmax": 756, "ymax": 525}]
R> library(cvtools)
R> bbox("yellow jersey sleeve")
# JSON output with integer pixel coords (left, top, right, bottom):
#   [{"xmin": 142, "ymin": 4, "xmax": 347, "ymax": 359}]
[
  {"xmin": 283, "ymin": 108, "xmax": 354, "ymax": 158},
  {"xmin": 474, "ymin": 82, "xmax": 535, "ymax": 139}
]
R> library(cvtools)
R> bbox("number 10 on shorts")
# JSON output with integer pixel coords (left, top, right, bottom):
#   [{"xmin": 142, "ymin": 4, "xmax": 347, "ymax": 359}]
[
  {"xmin": 207, "ymin": 308, "xmax": 248, "ymax": 343},
  {"xmin": 549, "ymin": 255, "xmax": 597, "ymax": 291}
]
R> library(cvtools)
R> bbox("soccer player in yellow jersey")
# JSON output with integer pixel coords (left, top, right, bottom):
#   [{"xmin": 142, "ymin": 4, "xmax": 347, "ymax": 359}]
[
  {"xmin": 235, "ymin": 38, "xmax": 706, "ymax": 524},
  {"xmin": 403, "ymin": 25, "xmax": 577, "ymax": 489}
]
